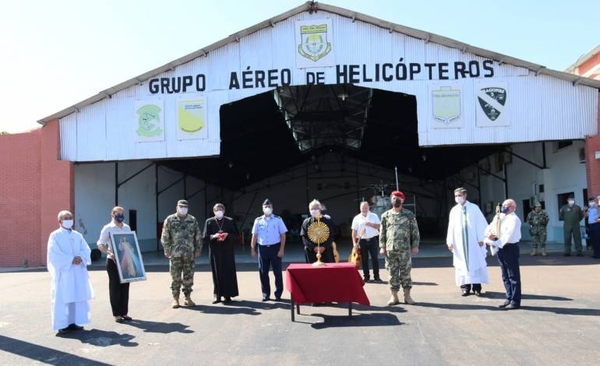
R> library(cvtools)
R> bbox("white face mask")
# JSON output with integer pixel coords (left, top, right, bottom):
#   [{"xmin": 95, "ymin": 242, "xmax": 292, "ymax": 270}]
[
  {"xmin": 263, "ymin": 207, "xmax": 273, "ymax": 215},
  {"xmin": 589, "ymin": 202, "xmax": 596, "ymax": 208},
  {"xmin": 215, "ymin": 210, "xmax": 224, "ymax": 219},
  {"xmin": 62, "ymin": 220, "xmax": 73, "ymax": 229},
  {"xmin": 177, "ymin": 207, "xmax": 188, "ymax": 215},
  {"xmin": 568, "ymin": 200, "xmax": 575, "ymax": 206},
  {"xmin": 455, "ymin": 196, "xmax": 465, "ymax": 205},
  {"xmin": 310, "ymin": 209, "xmax": 320, "ymax": 218}
]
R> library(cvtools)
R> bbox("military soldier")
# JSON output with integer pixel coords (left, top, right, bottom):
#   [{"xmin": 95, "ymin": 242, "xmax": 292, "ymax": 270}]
[
  {"xmin": 161, "ymin": 199, "xmax": 202, "ymax": 308},
  {"xmin": 559, "ymin": 195, "xmax": 584, "ymax": 256},
  {"xmin": 379, "ymin": 191, "xmax": 420, "ymax": 306},
  {"xmin": 526, "ymin": 202, "xmax": 549, "ymax": 256}
]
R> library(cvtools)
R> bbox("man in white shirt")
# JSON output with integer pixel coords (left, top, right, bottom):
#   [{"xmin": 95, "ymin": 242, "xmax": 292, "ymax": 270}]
[
  {"xmin": 351, "ymin": 201, "xmax": 381, "ymax": 282},
  {"xmin": 47, "ymin": 210, "xmax": 94, "ymax": 334},
  {"xmin": 446, "ymin": 187, "xmax": 489, "ymax": 297},
  {"xmin": 485, "ymin": 199, "xmax": 522, "ymax": 310}
]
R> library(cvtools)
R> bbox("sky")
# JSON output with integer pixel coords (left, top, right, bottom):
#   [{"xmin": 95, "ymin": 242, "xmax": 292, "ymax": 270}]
[{"xmin": 1, "ymin": 0, "xmax": 598, "ymax": 133}]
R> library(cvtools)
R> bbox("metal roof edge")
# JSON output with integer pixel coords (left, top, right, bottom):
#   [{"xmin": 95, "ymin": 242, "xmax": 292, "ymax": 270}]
[
  {"xmin": 37, "ymin": 1, "xmax": 600, "ymax": 125},
  {"xmin": 565, "ymin": 44, "xmax": 600, "ymax": 73}
]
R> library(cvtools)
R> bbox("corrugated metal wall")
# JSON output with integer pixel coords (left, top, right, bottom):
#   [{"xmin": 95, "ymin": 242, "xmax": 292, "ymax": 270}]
[{"xmin": 59, "ymin": 9, "xmax": 598, "ymax": 162}]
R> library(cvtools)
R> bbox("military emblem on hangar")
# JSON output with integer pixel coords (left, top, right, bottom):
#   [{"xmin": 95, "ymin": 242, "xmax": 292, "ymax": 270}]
[
  {"xmin": 298, "ymin": 24, "xmax": 332, "ymax": 62},
  {"xmin": 136, "ymin": 103, "xmax": 163, "ymax": 138},
  {"xmin": 432, "ymin": 86, "xmax": 461, "ymax": 126},
  {"xmin": 477, "ymin": 87, "xmax": 507, "ymax": 121}
]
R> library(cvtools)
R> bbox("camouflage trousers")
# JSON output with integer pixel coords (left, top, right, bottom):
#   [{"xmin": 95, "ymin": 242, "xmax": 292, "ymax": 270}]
[
  {"xmin": 169, "ymin": 256, "xmax": 195, "ymax": 297},
  {"xmin": 531, "ymin": 227, "xmax": 547, "ymax": 250},
  {"xmin": 385, "ymin": 249, "xmax": 412, "ymax": 291}
]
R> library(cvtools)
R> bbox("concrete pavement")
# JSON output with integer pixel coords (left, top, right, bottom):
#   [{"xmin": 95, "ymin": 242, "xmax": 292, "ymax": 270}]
[{"xmin": 1, "ymin": 241, "xmax": 600, "ymax": 366}]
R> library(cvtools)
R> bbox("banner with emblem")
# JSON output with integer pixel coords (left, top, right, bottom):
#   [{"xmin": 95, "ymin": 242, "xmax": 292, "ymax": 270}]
[
  {"xmin": 430, "ymin": 84, "xmax": 463, "ymax": 129},
  {"xmin": 295, "ymin": 19, "xmax": 335, "ymax": 69},
  {"xmin": 475, "ymin": 81, "xmax": 510, "ymax": 127},
  {"xmin": 134, "ymin": 100, "xmax": 165, "ymax": 142},
  {"xmin": 176, "ymin": 95, "xmax": 208, "ymax": 140}
]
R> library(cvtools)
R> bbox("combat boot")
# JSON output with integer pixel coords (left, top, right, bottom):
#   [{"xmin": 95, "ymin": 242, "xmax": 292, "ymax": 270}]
[
  {"xmin": 184, "ymin": 295, "xmax": 195, "ymax": 306},
  {"xmin": 403, "ymin": 287, "xmax": 416, "ymax": 305},
  {"xmin": 171, "ymin": 295, "xmax": 180, "ymax": 309},
  {"xmin": 387, "ymin": 290, "xmax": 400, "ymax": 306},
  {"xmin": 530, "ymin": 248, "xmax": 537, "ymax": 256},
  {"xmin": 541, "ymin": 248, "xmax": 547, "ymax": 256}
]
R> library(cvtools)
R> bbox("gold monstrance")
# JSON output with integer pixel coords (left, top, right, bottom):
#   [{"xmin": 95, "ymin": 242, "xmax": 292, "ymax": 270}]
[{"xmin": 307, "ymin": 217, "xmax": 330, "ymax": 266}]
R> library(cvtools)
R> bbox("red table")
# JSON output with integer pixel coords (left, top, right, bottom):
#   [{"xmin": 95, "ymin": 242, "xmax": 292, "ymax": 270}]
[{"xmin": 285, "ymin": 262, "xmax": 370, "ymax": 321}]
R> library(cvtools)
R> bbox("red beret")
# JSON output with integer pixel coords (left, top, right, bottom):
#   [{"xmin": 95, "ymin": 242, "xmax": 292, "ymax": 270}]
[{"xmin": 391, "ymin": 191, "xmax": 405, "ymax": 199}]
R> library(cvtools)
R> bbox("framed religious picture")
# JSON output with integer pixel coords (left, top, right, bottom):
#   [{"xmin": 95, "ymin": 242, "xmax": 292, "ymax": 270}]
[{"xmin": 110, "ymin": 231, "xmax": 147, "ymax": 283}]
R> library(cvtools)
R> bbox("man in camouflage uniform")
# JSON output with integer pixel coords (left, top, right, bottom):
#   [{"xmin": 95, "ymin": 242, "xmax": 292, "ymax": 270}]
[
  {"xmin": 161, "ymin": 199, "xmax": 202, "ymax": 308},
  {"xmin": 379, "ymin": 190, "xmax": 420, "ymax": 306},
  {"xmin": 526, "ymin": 202, "xmax": 549, "ymax": 256}
]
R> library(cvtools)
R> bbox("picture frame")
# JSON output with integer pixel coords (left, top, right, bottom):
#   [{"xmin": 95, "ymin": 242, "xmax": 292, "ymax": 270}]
[{"xmin": 110, "ymin": 231, "xmax": 147, "ymax": 283}]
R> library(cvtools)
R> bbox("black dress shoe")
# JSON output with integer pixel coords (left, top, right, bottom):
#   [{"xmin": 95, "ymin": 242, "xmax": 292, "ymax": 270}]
[
  {"xmin": 363, "ymin": 277, "xmax": 371, "ymax": 283},
  {"xmin": 275, "ymin": 296, "xmax": 282, "ymax": 301},
  {"xmin": 212, "ymin": 297, "xmax": 222, "ymax": 304},
  {"xmin": 57, "ymin": 327, "xmax": 70, "ymax": 335},
  {"xmin": 461, "ymin": 290, "xmax": 470, "ymax": 297},
  {"xmin": 498, "ymin": 301, "xmax": 511, "ymax": 308},
  {"xmin": 373, "ymin": 277, "xmax": 382, "ymax": 283},
  {"xmin": 504, "ymin": 303, "xmax": 520, "ymax": 310},
  {"xmin": 224, "ymin": 297, "xmax": 232, "ymax": 303},
  {"xmin": 474, "ymin": 290, "xmax": 482, "ymax": 297},
  {"xmin": 563, "ymin": 253, "xmax": 571, "ymax": 257},
  {"xmin": 262, "ymin": 297, "xmax": 270, "ymax": 302},
  {"xmin": 120, "ymin": 316, "xmax": 133, "ymax": 322},
  {"xmin": 68, "ymin": 324, "xmax": 84, "ymax": 330}
]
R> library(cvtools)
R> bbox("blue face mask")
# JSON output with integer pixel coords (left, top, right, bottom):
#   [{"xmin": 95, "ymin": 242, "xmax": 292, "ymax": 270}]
[
  {"xmin": 115, "ymin": 214, "xmax": 125, "ymax": 223},
  {"xmin": 501, "ymin": 205, "xmax": 510, "ymax": 214}
]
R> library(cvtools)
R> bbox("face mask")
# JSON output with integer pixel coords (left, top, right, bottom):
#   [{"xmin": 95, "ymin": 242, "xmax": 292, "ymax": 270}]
[
  {"xmin": 310, "ymin": 209, "xmax": 320, "ymax": 218},
  {"xmin": 568, "ymin": 200, "xmax": 575, "ymax": 206},
  {"xmin": 392, "ymin": 200, "xmax": 402, "ymax": 208},
  {"xmin": 589, "ymin": 202, "xmax": 596, "ymax": 208},
  {"xmin": 114, "ymin": 214, "xmax": 125, "ymax": 223},
  {"xmin": 62, "ymin": 220, "xmax": 73, "ymax": 229},
  {"xmin": 263, "ymin": 207, "xmax": 273, "ymax": 215},
  {"xmin": 178, "ymin": 207, "xmax": 188, "ymax": 215},
  {"xmin": 215, "ymin": 210, "xmax": 224, "ymax": 219},
  {"xmin": 501, "ymin": 205, "xmax": 510, "ymax": 214},
  {"xmin": 455, "ymin": 196, "xmax": 465, "ymax": 205}
]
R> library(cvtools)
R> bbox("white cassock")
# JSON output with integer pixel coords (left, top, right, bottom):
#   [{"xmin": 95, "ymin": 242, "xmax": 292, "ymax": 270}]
[
  {"xmin": 47, "ymin": 227, "xmax": 94, "ymax": 330},
  {"xmin": 446, "ymin": 201, "xmax": 489, "ymax": 286}
]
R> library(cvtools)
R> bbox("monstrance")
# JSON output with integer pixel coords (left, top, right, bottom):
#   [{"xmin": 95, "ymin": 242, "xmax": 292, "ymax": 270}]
[{"xmin": 307, "ymin": 217, "xmax": 330, "ymax": 266}]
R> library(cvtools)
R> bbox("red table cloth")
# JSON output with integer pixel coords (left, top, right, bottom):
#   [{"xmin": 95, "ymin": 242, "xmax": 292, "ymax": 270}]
[{"xmin": 285, "ymin": 262, "xmax": 370, "ymax": 305}]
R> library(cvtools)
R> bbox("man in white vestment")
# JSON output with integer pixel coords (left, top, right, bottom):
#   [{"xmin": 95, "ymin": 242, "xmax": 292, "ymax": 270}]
[
  {"xmin": 446, "ymin": 187, "xmax": 489, "ymax": 297},
  {"xmin": 47, "ymin": 210, "xmax": 94, "ymax": 334}
]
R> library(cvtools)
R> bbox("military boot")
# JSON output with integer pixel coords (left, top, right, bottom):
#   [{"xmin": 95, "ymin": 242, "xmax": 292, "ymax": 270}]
[
  {"xmin": 171, "ymin": 295, "xmax": 180, "ymax": 309},
  {"xmin": 541, "ymin": 248, "xmax": 547, "ymax": 256},
  {"xmin": 387, "ymin": 290, "xmax": 400, "ymax": 306},
  {"xmin": 184, "ymin": 295, "xmax": 195, "ymax": 306},
  {"xmin": 530, "ymin": 248, "xmax": 537, "ymax": 256},
  {"xmin": 403, "ymin": 287, "xmax": 416, "ymax": 305}
]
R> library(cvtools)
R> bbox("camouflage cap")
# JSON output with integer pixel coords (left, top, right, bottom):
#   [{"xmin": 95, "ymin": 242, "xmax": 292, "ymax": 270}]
[{"xmin": 177, "ymin": 199, "xmax": 189, "ymax": 206}]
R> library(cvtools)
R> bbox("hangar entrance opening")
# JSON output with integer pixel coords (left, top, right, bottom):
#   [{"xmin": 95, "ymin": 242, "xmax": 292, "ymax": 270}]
[{"xmin": 158, "ymin": 84, "xmax": 507, "ymax": 239}]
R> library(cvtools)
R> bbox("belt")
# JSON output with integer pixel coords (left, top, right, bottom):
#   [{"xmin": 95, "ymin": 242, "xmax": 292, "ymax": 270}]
[
  {"xmin": 259, "ymin": 242, "xmax": 281, "ymax": 248},
  {"xmin": 360, "ymin": 236, "xmax": 378, "ymax": 242}
]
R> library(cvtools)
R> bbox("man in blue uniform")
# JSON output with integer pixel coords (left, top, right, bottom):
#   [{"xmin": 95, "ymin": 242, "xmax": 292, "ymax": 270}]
[{"xmin": 251, "ymin": 199, "xmax": 288, "ymax": 301}]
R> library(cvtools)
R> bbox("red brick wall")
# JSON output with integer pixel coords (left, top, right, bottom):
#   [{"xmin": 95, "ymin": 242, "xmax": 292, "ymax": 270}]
[
  {"xmin": 586, "ymin": 95, "xmax": 600, "ymax": 197},
  {"xmin": 0, "ymin": 130, "xmax": 42, "ymax": 267},
  {"xmin": 0, "ymin": 120, "xmax": 73, "ymax": 267}
]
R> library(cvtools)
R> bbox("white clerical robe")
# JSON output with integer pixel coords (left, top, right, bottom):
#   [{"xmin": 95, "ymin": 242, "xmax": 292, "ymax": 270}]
[
  {"xmin": 47, "ymin": 227, "xmax": 94, "ymax": 330},
  {"xmin": 446, "ymin": 201, "xmax": 489, "ymax": 286}
]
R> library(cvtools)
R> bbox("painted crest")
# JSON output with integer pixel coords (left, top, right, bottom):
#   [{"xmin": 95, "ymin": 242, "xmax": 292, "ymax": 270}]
[
  {"xmin": 432, "ymin": 86, "xmax": 461, "ymax": 125},
  {"xmin": 298, "ymin": 24, "xmax": 332, "ymax": 62},
  {"xmin": 477, "ymin": 87, "xmax": 507, "ymax": 121},
  {"xmin": 136, "ymin": 104, "xmax": 162, "ymax": 137}
]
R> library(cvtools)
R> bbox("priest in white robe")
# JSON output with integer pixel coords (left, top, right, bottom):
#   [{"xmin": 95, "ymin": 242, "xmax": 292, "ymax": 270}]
[
  {"xmin": 446, "ymin": 188, "xmax": 489, "ymax": 296},
  {"xmin": 47, "ymin": 210, "xmax": 94, "ymax": 334}
]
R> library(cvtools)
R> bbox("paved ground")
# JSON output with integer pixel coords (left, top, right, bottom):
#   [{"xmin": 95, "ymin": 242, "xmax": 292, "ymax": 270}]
[{"xmin": 2, "ymin": 241, "xmax": 600, "ymax": 366}]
